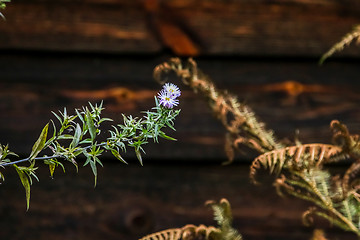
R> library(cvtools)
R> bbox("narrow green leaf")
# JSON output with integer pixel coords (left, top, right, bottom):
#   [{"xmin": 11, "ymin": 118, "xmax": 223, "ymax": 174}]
[
  {"xmin": 49, "ymin": 162, "xmax": 56, "ymax": 178},
  {"xmin": 86, "ymin": 110, "xmax": 96, "ymax": 142},
  {"xmin": 15, "ymin": 166, "xmax": 31, "ymax": 210},
  {"xmin": 75, "ymin": 109, "xmax": 84, "ymax": 123},
  {"xmin": 79, "ymin": 139, "xmax": 92, "ymax": 144},
  {"xmin": 70, "ymin": 124, "xmax": 82, "ymax": 149},
  {"xmin": 57, "ymin": 134, "xmax": 74, "ymax": 140},
  {"xmin": 159, "ymin": 132, "xmax": 177, "ymax": 141},
  {"xmin": 45, "ymin": 120, "xmax": 57, "ymax": 147},
  {"xmin": 111, "ymin": 150, "xmax": 128, "ymax": 164},
  {"xmin": 89, "ymin": 160, "xmax": 97, "ymax": 187},
  {"xmin": 165, "ymin": 121, "xmax": 176, "ymax": 131},
  {"xmin": 30, "ymin": 123, "xmax": 49, "ymax": 160},
  {"xmin": 51, "ymin": 111, "xmax": 63, "ymax": 124},
  {"xmin": 98, "ymin": 118, "xmax": 113, "ymax": 124},
  {"xmin": 135, "ymin": 148, "xmax": 143, "ymax": 166},
  {"xmin": 44, "ymin": 159, "xmax": 60, "ymax": 177}
]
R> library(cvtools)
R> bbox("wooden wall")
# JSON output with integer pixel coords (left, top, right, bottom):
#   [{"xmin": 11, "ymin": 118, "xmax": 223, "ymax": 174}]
[{"xmin": 0, "ymin": 0, "xmax": 360, "ymax": 239}]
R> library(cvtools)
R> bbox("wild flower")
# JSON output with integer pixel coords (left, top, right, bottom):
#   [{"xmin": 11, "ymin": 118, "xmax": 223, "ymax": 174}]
[
  {"xmin": 163, "ymin": 82, "xmax": 181, "ymax": 98},
  {"xmin": 158, "ymin": 83, "xmax": 181, "ymax": 109}
]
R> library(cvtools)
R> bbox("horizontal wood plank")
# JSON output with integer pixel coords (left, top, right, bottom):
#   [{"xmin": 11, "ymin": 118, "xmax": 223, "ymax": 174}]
[
  {"xmin": 1, "ymin": 0, "xmax": 360, "ymax": 56},
  {"xmin": 0, "ymin": 54, "xmax": 359, "ymax": 162},
  {"xmin": 0, "ymin": 163, "xmax": 357, "ymax": 240}
]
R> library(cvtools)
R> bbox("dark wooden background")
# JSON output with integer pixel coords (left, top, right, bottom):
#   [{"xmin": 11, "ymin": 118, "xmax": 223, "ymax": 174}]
[{"xmin": 1, "ymin": 0, "xmax": 360, "ymax": 239}]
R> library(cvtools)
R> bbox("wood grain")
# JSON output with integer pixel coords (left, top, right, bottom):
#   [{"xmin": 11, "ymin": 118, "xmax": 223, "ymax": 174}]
[
  {"xmin": 0, "ymin": 54, "xmax": 359, "ymax": 161},
  {"xmin": 1, "ymin": 0, "xmax": 360, "ymax": 56},
  {"xmin": 0, "ymin": 163, "xmax": 357, "ymax": 240}
]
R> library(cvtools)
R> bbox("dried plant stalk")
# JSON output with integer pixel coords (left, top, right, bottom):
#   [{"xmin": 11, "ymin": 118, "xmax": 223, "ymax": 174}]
[
  {"xmin": 320, "ymin": 24, "xmax": 360, "ymax": 64},
  {"xmin": 152, "ymin": 58, "xmax": 360, "ymax": 238},
  {"xmin": 139, "ymin": 199, "xmax": 241, "ymax": 240},
  {"xmin": 154, "ymin": 58, "xmax": 284, "ymax": 164}
]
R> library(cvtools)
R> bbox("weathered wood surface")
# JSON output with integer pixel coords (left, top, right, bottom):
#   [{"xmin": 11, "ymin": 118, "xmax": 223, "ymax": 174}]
[
  {"xmin": 0, "ymin": 163, "xmax": 357, "ymax": 240},
  {"xmin": 0, "ymin": 54, "xmax": 359, "ymax": 161},
  {"xmin": 1, "ymin": 1, "xmax": 360, "ymax": 239},
  {"xmin": 1, "ymin": 0, "xmax": 360, "ymax": 56}
]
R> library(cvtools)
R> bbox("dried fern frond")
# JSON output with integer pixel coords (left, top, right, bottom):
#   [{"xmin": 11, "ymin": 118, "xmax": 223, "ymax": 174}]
[
  {"xmin": 331, "ymin": 120, "xmax": 360, "ymax": 195},
  {"xmin": 139, "ymin": 224, "xmax": 221, "ymax": 240},
  {"xmin": 250, "ymin": 143, "xmax": 345, "ymax": 184},
  {"xmin": 275, "ymin": 168, "xmax": 360, "ymax": 236},
  {"xmin": 139, "ymin": 228, "xmax": 182, "ymax": 240},
  {"xmin": 319, "ymin": 24, "xmax": 360, "ymax": 64},
  {"xmin": 139, "ymin": 199, "xmax": 242, "ymax": 240},
  {"xmin": 154, "ymin": 58, "xmax": 284, "ymax": 164},
  {"xmin": 331, "ymin": 120, "xmax": 360, "ymax": 157}
]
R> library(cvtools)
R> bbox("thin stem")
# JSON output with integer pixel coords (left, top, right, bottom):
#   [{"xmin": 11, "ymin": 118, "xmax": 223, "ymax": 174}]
[
  {"xmin": 0, "ymin": 155, "xmax": 62, "ymax": 167},
  {"xmin": 0, "ymin": 142, "xmax": 108, "ymax": 167}
]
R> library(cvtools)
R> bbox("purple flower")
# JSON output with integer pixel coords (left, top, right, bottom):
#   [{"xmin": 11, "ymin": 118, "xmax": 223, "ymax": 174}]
[
  {"xmin": 163, "ymin": 83, "xmax": 181, "ymax": 98},
  {"xmin": 158, "ymin": 89, "xmax": 179, "ymax": 109}
]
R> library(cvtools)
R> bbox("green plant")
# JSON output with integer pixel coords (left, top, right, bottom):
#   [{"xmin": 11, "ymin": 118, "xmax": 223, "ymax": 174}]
[{"xmin": 0, "ymin": 84, "xmax": 181, "ymax": 210}]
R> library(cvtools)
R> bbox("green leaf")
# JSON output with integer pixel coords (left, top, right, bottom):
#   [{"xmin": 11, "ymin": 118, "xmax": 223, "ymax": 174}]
[
  {"xmin": 57, "ymin": 134, "xmax": 74, "ymax": 140},
  {"xmin": 0, "ymin": 171, "xmax": 4, "ymax": 182},
  {"xmin": 70, "ymin": 124, "xmax": 82, "ymax": 149},
  {"xmin": 51, "ymin": 111, "xmax": 63, "ymax": 124},
  {"xmin": 165, "ymin": 120, "xmax": 176, "ymax": 131},
  {"xmin": 15, "ymin": 166, "xmax": 31, "ymax": 211},
  {"xmin": 75, "ymin": 109, "xmax": 84, "ymax": 124},
  {"xmin": 111, "ymin": 149, "xmax": 128, "ymax": 164},
  {"xmin": 30, "ymin": 123, "xmax": 49, "ymax": 160},
  {"xmin": 98, "ymin": 118, "xmax": 113, "ymax": 124},
  {"xmin": 86, "ymin": 110, "xmax": 96, "ymax": 142},
  {"xmin": 159, "ymin": 132, "xmax": 177, "ymax": 141},
  {"xmin": 135, "ymin": 148, "xmax": 143, "ymax": 166},
  {"xmin": 45, "ymin": 120, "xmax": 57, "ymax": 147},
  {"xmin": 89, "ymin": 160, "xmax": 97, "ymax": 187},
  {"xmin": 79, "ymin": 139, "xmax": 92, "ymax": 144},
  {"xmin": 48, "ymin": 161, "xmax": 56, "ymax": 178}
]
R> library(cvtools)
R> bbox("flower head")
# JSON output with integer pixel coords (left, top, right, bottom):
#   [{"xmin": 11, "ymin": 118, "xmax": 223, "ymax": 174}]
[
  {"xmin": 158, "ymin": 89, "xmax": 179, "ymax": 109},
  {"xmin": 163, "ymin": 83, "xmax": 181, "ymax": 98}
]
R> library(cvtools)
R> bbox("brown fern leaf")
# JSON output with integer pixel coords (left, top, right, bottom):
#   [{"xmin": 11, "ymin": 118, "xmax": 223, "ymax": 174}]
[
  {"xmin": 250, "ymin": 144, "xmax": 345, "ymax": 184},
  {"xmin": 139, "ymin": 228, "xmax": 182, "ymax": 240},
  {"xmin": 343, "ymin": 160, "xmax": 360, "ymax": 194},
  {"xmin": 139, "ymin": 224, "xmax": 221, "ymax": 240},
  {"xmin": 181, "ymin": 224, "xmax": 221, "ymax": 240},
  {"xmin": 331, "ymin": 120, "xmax": 360, "ymax": 157}
]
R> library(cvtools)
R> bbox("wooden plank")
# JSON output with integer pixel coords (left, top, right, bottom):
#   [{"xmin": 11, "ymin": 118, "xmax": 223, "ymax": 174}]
[
  {"xmin": 1, "ymin": 0, "xmax": 360, "ymax": 56},
  {"xmin": 0, "ymin": 163, "xmax": 357, "ymax": 240},
  {"xmin": 0, "ymin": 54, "xmax": 359, "ymax": 161},
  {"xmin": 0, "ymin": 2, "xmax": 161, "ymax": 53}
]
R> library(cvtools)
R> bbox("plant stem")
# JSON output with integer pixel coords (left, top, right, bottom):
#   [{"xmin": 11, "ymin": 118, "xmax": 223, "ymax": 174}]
[
  {"xmin": 0, "ymin": 142, "xmax": 108, "ymax": 167},
  {"xmin": 0, "ymin": 155, "xmax": 62, "ymax": 167}
]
